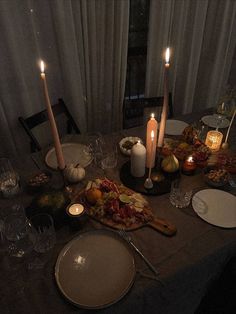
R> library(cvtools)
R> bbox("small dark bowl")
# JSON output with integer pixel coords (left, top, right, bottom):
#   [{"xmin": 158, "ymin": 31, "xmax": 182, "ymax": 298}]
[
  {"xmin": 25, "ymin": 189, "xmax": 70, "ymax": 229},
  {"xmin": 203, "ymin": 166, "xmax": 229, "ymax": 188},
  {"xmin": 26, "ymin": 170, "xmax": 52, "ymax": 193}
]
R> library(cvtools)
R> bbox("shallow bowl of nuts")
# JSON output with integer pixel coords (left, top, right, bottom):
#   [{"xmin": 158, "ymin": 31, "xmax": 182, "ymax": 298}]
[
  {"xmin": 26, "ymin": 170, "xmax": 52, "ymax": 192},
  {"xmin": 119, "ymin": 137, "xmax": 143, "ymax": 156},
  {"xmin": 203, "ymin": 167, "xmax": 229, "ymax": 187}
]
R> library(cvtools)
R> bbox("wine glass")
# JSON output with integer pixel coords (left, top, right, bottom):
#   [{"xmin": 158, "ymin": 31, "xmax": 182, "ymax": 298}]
[{"xmin": 213, "ymin": 102, "xmax": 230, "ymax": 129}]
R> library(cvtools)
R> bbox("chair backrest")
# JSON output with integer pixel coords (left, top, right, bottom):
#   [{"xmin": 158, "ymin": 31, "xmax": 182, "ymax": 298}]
[
  {"xmin": 19, "ymin": 98, "xmax": 80, "ymax": 152},
  {"xmin": 123, "ymin": 93, "xmax": 173, "ymax": 129}
]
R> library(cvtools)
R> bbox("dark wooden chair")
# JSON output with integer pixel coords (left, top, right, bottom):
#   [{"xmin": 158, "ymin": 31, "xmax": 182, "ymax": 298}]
[
  {"xmin": 123, "ymin": 93, "xmax": 173, "ymax": 129},
  {"xmin": 19, "ymin": 98, "xmax": 80, "ymax": 152}
]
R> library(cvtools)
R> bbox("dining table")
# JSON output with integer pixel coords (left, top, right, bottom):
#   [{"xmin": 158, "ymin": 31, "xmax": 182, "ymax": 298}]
[{"xmin": 0, "ymin": 109, "xmax": 236, "ymax": 314}]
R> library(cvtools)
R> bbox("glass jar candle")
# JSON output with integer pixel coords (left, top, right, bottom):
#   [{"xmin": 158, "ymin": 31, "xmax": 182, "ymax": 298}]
[
  {"xmin": 182, "ymin": 155, "xmax": 197, "ymax": 175},
  {"xmin": 205, "ymin": 130, "xmax": 223, "ymax": 151}
]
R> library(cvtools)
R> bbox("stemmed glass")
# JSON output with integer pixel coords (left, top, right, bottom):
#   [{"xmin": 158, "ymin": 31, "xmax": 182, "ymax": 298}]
[{"xmin": 213, "ymin": 102, "xmax": 230, "ymax": 129}]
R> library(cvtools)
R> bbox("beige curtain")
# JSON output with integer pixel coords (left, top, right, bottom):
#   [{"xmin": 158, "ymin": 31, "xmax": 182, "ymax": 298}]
[
  {"xmin": 146, "ymin": 0, "xmax": 236, "ymax": 115},
  {"xmin": 0, "ymin": 0, "xmax": 129, "ymax": 156}
]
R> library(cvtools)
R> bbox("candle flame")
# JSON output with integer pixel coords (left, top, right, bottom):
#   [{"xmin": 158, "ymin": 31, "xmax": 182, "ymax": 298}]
[
  {"xmin": 40, "ymin": 60, "xmax": 45, "ymax": 73},
  {"xmin": 187, "ymin": 156, "xmax": 194, "ymax": 162},
  {"xmin": 151, "ymin": 113, "xmax": 155, "ymax": 118},
  {"xmin": 165, "ymin": 47, "xmax": 170, "ymax": 64},
  {"xmin": 137, "ymin": 140, "xmax": 141, "ymax": 144},
  {"xmin": 151, "ymin": 130, "xmax": 154, "ymax": 140}
]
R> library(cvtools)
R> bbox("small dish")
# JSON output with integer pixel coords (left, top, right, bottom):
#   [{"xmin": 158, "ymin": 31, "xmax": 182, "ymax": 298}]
[
  {"xmin": 203, "ymin": 166, "xmax": 229, "ymax": 187},
  {"xmin": 119, "ymin": 137, "xmax": 143, "ymax": 156},
  {"xmin": 26, "ymin": 170, "xmax": 52, "ymax": 192}
]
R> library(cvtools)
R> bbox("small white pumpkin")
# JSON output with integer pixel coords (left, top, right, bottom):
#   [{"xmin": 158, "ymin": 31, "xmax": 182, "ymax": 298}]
[{"xmin": 64, "ymin": 164, "xmax": 85, "ymax": 183}]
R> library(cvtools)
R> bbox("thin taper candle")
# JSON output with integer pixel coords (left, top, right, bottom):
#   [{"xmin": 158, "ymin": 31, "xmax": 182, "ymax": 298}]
[
  {"xmin": 40, "ymin": 60, "xmax": 65, "ymax": 170},
  {"xmin": 225, "ymin": 108, "xmax": 236, "ymax": 143},
  {"xmin": 157, "ymin": 48, "xmax": 170, "ymax": 148},
  {"xmin": 148, "ymin": 131, "xmax": 154, "ymax": 179},
  {"xmin": 146, "ymin": 113, "xmax": 158, "ymax": 168}
]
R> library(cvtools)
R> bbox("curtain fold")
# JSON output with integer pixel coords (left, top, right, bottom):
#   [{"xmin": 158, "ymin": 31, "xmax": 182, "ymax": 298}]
[
  {"xmin": 146, "ymin": 0, "xmax": 236, "ymax": 116},
  {"xmin": 0, "ymin": 0, "xmax": 129, "ymax": 156}
]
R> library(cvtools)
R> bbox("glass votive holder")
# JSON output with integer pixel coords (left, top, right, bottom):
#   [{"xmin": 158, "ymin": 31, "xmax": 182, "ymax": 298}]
[
  {"xmin": 182, "ymin": 155, "xmax": 197, "ymax": 176},
  {"xmin": 205, "ymin": 130, "xmax": 223, "ymax": 151}
]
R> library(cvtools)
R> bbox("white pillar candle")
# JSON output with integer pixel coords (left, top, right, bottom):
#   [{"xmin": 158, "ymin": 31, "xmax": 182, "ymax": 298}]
[{"xmin": 131, "ymin": 140, "xmax": 146, "ymax": 177}]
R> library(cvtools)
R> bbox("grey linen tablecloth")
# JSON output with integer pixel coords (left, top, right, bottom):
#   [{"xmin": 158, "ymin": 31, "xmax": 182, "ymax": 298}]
[{"xmin": 0, "ymin": 111, "xmax": 236, "ymax": 314}]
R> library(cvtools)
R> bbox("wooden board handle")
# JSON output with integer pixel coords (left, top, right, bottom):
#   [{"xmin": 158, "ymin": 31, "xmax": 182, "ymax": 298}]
[{"xmin": 148, "ymin": 217, "xmax": 177, "ymax": 236}]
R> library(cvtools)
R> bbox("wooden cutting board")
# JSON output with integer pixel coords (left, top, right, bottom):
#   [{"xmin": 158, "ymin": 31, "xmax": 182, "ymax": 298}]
[{"xmin": 73, "ymin": 189, "xmax": 177, "ymax": 237}]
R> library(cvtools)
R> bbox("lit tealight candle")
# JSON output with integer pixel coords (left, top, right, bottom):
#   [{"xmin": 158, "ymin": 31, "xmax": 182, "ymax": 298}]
[
  {"xmin": 67, "ymin": 203, "xmax": 84, "ymax": 217},
  {"xmin": 182, "ymin": 155, "xmax": 197, "ymax": 175}
]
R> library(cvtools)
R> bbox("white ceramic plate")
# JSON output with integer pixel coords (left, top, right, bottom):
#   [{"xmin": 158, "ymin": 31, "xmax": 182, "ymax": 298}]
[
  {"xmin": 45, "ymin": 142, "xmax": 93, "ymax": 169},
  {"xmin": 201, "ymin": 115, "xmax": 230, "ymax": 128},
  {"xmin": 192, "ymin": 189, "xmax": 236, "ymax": 228},
  {"xmin": 55, "ymin": 229, "xmax": 135, "ymax": 309},
  {"xmin": 119, "ymin": 137, "xmax": 143, "ymax": 156},
  {"xmin": 164, "ymin": 120, "xmax": 189, "ymax": 136}
]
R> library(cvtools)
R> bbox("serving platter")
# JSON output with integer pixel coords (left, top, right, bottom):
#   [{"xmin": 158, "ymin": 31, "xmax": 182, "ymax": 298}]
[{"xmin": 55, "ymin": 229, "xmax": 135, "ymax": 309}]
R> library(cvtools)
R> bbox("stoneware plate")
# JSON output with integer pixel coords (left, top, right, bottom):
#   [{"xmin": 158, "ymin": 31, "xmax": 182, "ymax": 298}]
[
  {"xmin": 192, "ymin": 189, "xmax": 236, "ymax": 228},
  {"xmin": 163, "ymin": 120, "xmax": 189, "ymax": 136},
  {"xmin": 45, "ymin": 142, "xmax": 93, "ymax": 169},
  {"xmin": 55, "ymin": 229, "xmax": 136, "ymax": 309}
]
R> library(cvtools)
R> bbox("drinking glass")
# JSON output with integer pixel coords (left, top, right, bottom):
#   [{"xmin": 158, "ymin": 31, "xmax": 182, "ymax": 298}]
[
  {"xmin": 82, "ymin": 133, "xmax": 105, "ymax": 168},
  {"xmin": 101, "ymin": 144, "xmax": 118, "ymax": 170},
  {"xmin": 93, "ymin": 137, "xmax": 105, "ymax": 167},
  {"xmin": 30, "ymin": 214, "xmax": 56, "ymax": 253},
  {"xmin": 0, "ymin": 158, "xmax": 20, "ymax": 198},
  {"xmin": 4, "ymin": 213, "xmax": 34, "ymax": 258},
  {"xmin": 169, "ymin": 179, "xmax": 193, "ymax": 208}
]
